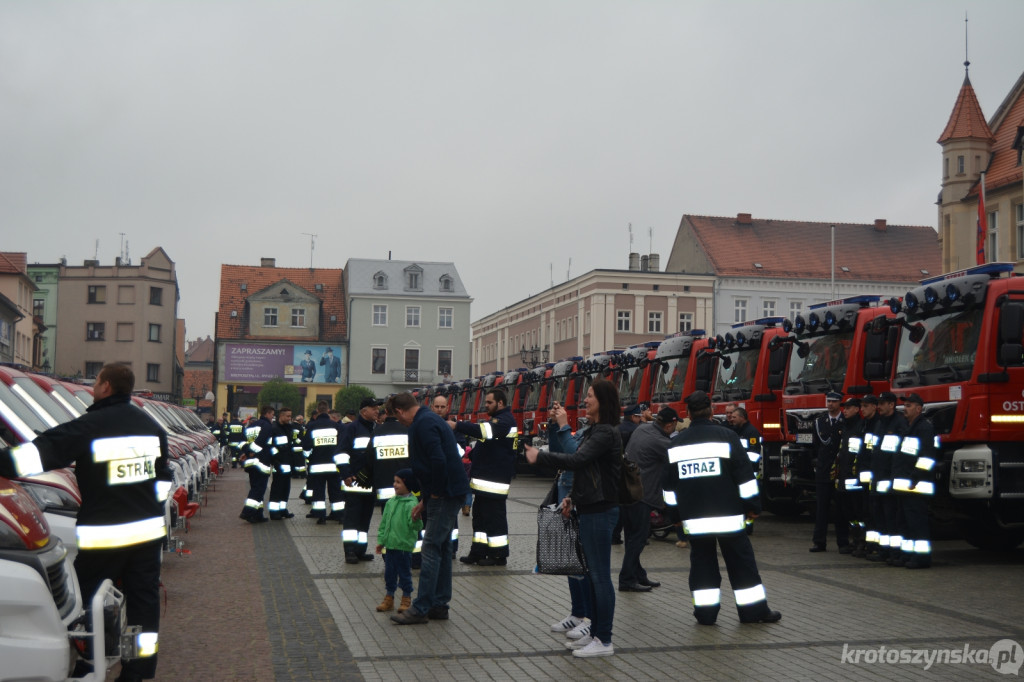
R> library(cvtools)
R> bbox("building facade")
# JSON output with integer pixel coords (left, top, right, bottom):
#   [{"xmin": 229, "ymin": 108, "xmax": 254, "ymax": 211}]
[
  {"xmin": 344, "ymin": 259, "xmax": 472, "ymax": 398},
  {"xmin": 666, "ymin": 213, "xmax": 941, "ymax": 335},
  {"xmin": 54, "ymin": 247, "xmax": 181, "ymax": 399},
  {"xmin": 214, "ymin": 259, "xmax": 347, "ymax": 418},
  {"xmin": 0, "ymin": 292, "xmax": 21, "ymax": 365},
  {"xmin": 184, "ymin": 335, "xmax": 215, "ymax": 420},
  {"xmin": 471, "ymin": 262, "xmax": 715, "ymax": 377},
  {"xmin": 938, "ymin": 68, "xmax": 1024, "ymax": 272},
  {"xmin": 26, "ymin": 264, "xmax": 59, "ymax": 373},
  {"xmin": 0, "ymin": 252, "xmax": 36, "ymax": 368}
]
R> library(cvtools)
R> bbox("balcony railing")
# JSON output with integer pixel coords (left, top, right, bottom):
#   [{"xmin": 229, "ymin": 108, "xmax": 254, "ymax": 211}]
[{"xmin": 392, "ymin": 369, "xmax": 434, "ymax": 384}]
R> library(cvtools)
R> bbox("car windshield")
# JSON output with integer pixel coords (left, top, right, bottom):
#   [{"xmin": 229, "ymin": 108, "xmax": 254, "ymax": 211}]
[
  {"xmin": 713, "ymin": 347, "xmax": 760, "ymax": 401},
  {"xmin": 618, "ymin": 364, "xmax": 645, "ymax": 406},
  {"xmin": 786, "ymin": 330, "xmax": 853, "ymax": 394},
  {"xmin": 894, "ymin": 307, "xmax": 982, "ymax": 387},
  {"xmin": 14, "ymin": 377, "xmax": 77, "ymax": 422},
  {"xmin": 0, "ymin": 380, "xmax": 51, "ymax": 440},
  {"xmin": 49, "ymin": 384, "xmax": 86, "ymax": 417},
  {"xmin": 652, "ymin": 355, "xmax": 690, "ymax": 403},
  {"xmin": 523, "ymin": 381, "xmax": 542, "ymax": 411}
]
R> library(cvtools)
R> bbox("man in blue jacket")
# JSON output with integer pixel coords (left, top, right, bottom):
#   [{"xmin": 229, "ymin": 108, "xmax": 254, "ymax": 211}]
[{"xmin": 390, "ymin": 392, "xmax": 470, "ymax": 624}]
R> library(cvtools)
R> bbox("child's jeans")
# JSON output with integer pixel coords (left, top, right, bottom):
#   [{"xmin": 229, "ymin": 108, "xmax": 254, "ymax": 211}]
[{"xmin": 384, "ymin": 549, "xmax": 413, "ymax": 596}]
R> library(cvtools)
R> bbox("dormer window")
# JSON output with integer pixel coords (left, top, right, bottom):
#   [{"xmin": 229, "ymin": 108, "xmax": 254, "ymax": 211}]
[
  {"xmin": 373, "ymin": 271, "xmax": 388, "ymax": 289},
  {"xmin": 404, "ymin": 264, "xmax": 423, "ymax": 291},
  {"xmin": 439, "ymin": 274, "xmax": 454, "ymax": 292}
]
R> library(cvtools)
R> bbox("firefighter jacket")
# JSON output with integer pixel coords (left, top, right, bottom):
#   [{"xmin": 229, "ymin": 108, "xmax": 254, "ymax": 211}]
[
  {"xmin": 892, "ymin": 415, "xmax": 937, "ymax": 495},
  {"xmin": 301, "ymin": 413, "xmax": 344, "ymax": 475},
  {"xmin": 367, "ymin": 417, "xmax": 411, "ymax": 501},
  {"xmin": 662, "ymin": 418, "xmax": 760, "ymax": 536},
  {"xmin": 227, "ymin": 419, "xmax": 246, "ymax": 450},
  {"xmin": 858, "ymin": 414, "xmax": 880, "ymax": 488},
  {"xmin": 280, "ymin": 421, "xmax": 305, "ymax": 468},
  {"xmin": 871, "ymin": 411, "xmax": 908, "ymax": 493},
  {"xmin": 456, "ymin": 407, "xmax": 517, "ymax": 498},
  {"xmin": 840, "ymin": 415, "xmax": 865, "ymax": 491},
  {"xmin": 244, "ymin": 417, "xmax": 276, "ymax": 475},
  {"xmin": 536, "ymin": 423, "xmax": 621, "ymax": 513},
  {"xmin": 735, "ymin": 421, "xmax": 763, "ymax": 467},
  {"xmin": 813, "ymin": 412, "xmax": 843, "ymax": 483},
  {"xmin": 270, "ymin": 421, "xmax": 294, "ymax": 475},
  {"xmin": 339, "ymin": 416, "xmax": 375, "ymax": 494},
  {"xmin": 0, "ymin": 393, "xmax": 172, "ymax": 550}
]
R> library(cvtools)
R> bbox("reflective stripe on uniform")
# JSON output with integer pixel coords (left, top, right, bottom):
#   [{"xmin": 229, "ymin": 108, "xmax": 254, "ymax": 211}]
[
  {"xmin": 342, "ymin": 481, "xmax": 373, "ymax": 493},
  {"xmin": 473, "ymin": 531, "xmax": 488, "ymax": 545},
  {"xmin": 668, "ymin": 441, "xmax": 730, "ymax": 464},
  {"xmin": 470, "ymin": 478, "xmax": 510, "ymax": 495},
  {"xmin": 278, "ymin": 464, "xmax": 292, "ymax": 474},
  {"xmin": 330, "ymin": 501, "xmax": 345, "ymax": 513},
  {"xmin": 77, "ymin": 516, "xmax": 165, "ymax": 550},
  {"xmin": 353, "ymin": 437, "xmax": 371, "ymax": 449},
  {"xmin": 155, "ymin": 480, "xmax": 172, "ymax": 502},
  {"xmin": 309, "ymin": 463, "xmax": 338, "ymax": 474},
  {"xmin": 889, "ymin": 535, "xmax": 902, "ymax": 548},
  {"xmin": 865, "ymin": 530, "xmax": 880, "ymax": 543},
  {"xmin": 900, "ymin": 437, "xmax": 919, "ymax": 455},
  {"xmin": 136, "ymin": 632, "xmax": 159, "ymax": 658},
  {"xmin": 9, "ymin": 442, "xmax": 44, "ymax": 476},
  {"xmin": 663, "ymin": 490, "xmax": 678, "ymax": 506},
  {"xmin": 334, "ymin": 452, "xmax": 350, "ymax": 466},
  {"xmin": 683, "ymin": 514, "xmax": 746, "ymax": 535},
  {"xmin": 915, "ymin": 457, "xmax": 935, "ymax": 471},
  {"xmin": 734, "ymin": 584, "xmax": 766, "ymax": 606},
  {"xmin": 747, "ymin": 450, "xmax": 761, "ymax": 463},
  {"xmin": 880, "ymin": 435, "xmax": 900, "ymax": 452},
  {"xmin": 342, "ymin": 529, "xmax": 359, "ymax": 542},
  {"xmin": 914, "ymin": 540, "xmax": 931, "ymax": 554},
  {"xmin": 859, "ymin": 470, "xmax": 873, "ymax": 483},
  {"xmin": 311, "ymin": 501, "xmax": 326, "ymax": 511},
  {"xmin": 848, "ymin": 437, "xmax": 862, "ymax": 454},
  {"xmin": 876, "ymin": 480, "xmax": 891, "ymax": 493},
  {"xmin": 892, "ymin": 478, "xmax": 934, "ymax": 495},
  {"xmin": 844, "ymin": 478, "xmax": 861, "ymax": 491},
  {"xmin": 479, "ymin": 422, "xmax": 494, "ymax": 440},
  {"xmin": 487, "ymin": 534, "xmax": 508, "ymax": 548},
  {"xmin": 738, "ymin": 479, "xmax": 759, "ymax": 499},
  {"xmin": 692, "ymin": 588, "xmax": 720, "ymax": 607},
  {"xmin": 377, "ymin": 487, "xmax": 396, "ymax": 500}
]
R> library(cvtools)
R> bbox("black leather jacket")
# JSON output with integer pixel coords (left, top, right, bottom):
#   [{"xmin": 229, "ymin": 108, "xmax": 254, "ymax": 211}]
[{"xmin": 537, "ymin": 423, "xmax": 622, "ymax": 513}]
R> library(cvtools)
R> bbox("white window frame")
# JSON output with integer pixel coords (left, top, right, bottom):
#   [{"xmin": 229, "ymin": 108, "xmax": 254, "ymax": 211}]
[
  {"xmin": 734, "ymin": 299, "xmax": 748, "ymax": 324},
  {"xmin": 372, "ymin": 304, "xmax": 388, "ymax": 326},
  {"xmin": 291, "ymin": 308, "xmax": 305, "ymax": 328},
  {"xmin": 1016, "ymin": 204, "xmax": 1024, "ymax": 260},
  {"xmin": 617, "ymin": 310, "xmax": 631, "ymax": 332},
  {"xmin": 406, "ymin": 305, "xmax": 421, "ymax": 328},
  {"xmin": 762, "ymin": 300, "xmax": 776, "ymax": 318},
  {"xmin": 789, "ymin": 301, "xmax": 802, "ymax": 318},
  {"xmin": 988, "ymin": 210, "xmax": 999, "ymax": 263},
  {"xmin": 371, "ymin": 348, "xmax": 387, "ymax": 374},
  {"xmin": 647, "ymin": 311, "xmax": 663, "ymax": 334},
  {"xmin": 148, "ymin": 323, "xmax": 160, "ymax": 342},
  {"xmin": 264, "ymin": 307, "xmax": 278, "ymax": 327},
  {"xmin": 438, "ymin": 307, "xmax": 453, "ymax": 329},
  {"xmin": 437, "ymin": 349, "xmax": 453, "ymax": 376},
  {"xmin": 679, "ymin": 312, "xmax": 693, "ymax": 333}
]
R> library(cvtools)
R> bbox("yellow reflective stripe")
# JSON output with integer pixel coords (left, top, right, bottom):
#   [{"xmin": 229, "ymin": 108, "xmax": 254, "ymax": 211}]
[
  {"xmin": 309, "ymin": 463, "xmax": 338, "ymax": 474},
  {"xmin": 900, "ymin": 437, "xmax": 920, "ymax": 455},
  {"xmin": 880, "ymin": 435, "xmax": 900, "ymax": 452},
  {"xmin": 734, "ymin": 584, "xmax": 766, "ymax": 606},
  {"xmin": 506, "ymin": 428, "xmax": 518, "ymax": 438},
  {"xmin": 663, "ymin": 490, "xmax": 678, "ymax": 506},
  {"xmin": 76, "ymin": 516, "xmax": 165, "ymax": 549},
  {"xmin": 470, "ymin": 478, "xmax": 510, "ymax": 495},
  {"xmin": 10, "ymin": 442, "xmax": 44, "ymax": 476},
  {"xmin": 683, "ymin": 514, "xmax": 746, "ymax": 535},
  {"xmin": 249, "ymin": 443, "xmax": 263, "ymax": 453},
  {"xmin": 915, "ymin": 457, "xmax": 935, "ymax": 471},
  {"xmin": 738, "ymin": 479, "xmax": 759, "ymax": 499},
  {"xmin": 692, "ymin": 588, "xmax": 720, "ymax": 606},
  {"xmin": 473, "ymin": 531, "xmax": 488, "ymax": 544},
  {"xmin": 479, "ymin": 421, "xmax": 494, "ymax": 440},
  {"xmin": 668, "ymin": 442, "xmax": 730, "ymax": 464},
  {"xmin": 136, "ymin": 632, "xmax": 158, "ymax": 658},
  {"xmin": 256, "ymin": 461, "xmax": 272, "ymax": 474},
  {"xmin": 377, "ymin": 487, "xmax": 396, "ymax": 500},
  {"xmin": 487, "ymin": 535, "xmax": 509, "ymax": 548}
]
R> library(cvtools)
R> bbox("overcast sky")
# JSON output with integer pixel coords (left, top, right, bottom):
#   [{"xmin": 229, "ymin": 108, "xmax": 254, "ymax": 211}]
[{"xmin": 2, "ymin": 1, "xmax": 1023, "ymax": 341}]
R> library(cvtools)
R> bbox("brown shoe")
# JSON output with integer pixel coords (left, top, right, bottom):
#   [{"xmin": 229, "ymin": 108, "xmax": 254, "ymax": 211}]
[
  {"xmin": 397, "ymin": 595, "xmax": 412, "ymax": 612},
  {"xmin": 376, "ymin": 595, "xmax": 394, "ymax": 612},
  {"xmin": 675, "ymin": 540, "xmax": 688, "ymax": 549},
  {"xmin": 462, "ymin": 505, "xmax": 471, "ymax": 516}
]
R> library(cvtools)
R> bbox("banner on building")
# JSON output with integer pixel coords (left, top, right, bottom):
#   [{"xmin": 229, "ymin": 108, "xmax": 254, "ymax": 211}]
[{"xmin": 223, "ymin": 343, "xmax": 346, "ymax": 384}]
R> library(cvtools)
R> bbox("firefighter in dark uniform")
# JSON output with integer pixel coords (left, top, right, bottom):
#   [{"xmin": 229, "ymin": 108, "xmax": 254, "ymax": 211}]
[
  {"xmin": 267, "ymin": 407, "xmax": 296, "ymax": 520},
  {"xmin": 0, "ymin": 363, "xmax": 171, "ymax": 681},
  {"xmin": 227, "ymin": 414, "xmax": 246, "ymax": 468},
  {"xmin": 893, "ymin": 393, "xmax": 936, "ymax": 569},
  {"xmin": 663, "ymin": 391, "xmax": 781, "ymax": 626},
  {"xmin": 809, "ymin": 392, "xmax": 849, "ymax": 552},
  {"xmin": 339, "ymin": 397, "xmax": 379, "ymax": 562},
  {"xmin": 858, "ymin": 395, "xmax": 882, "ymax": 558},
  {"xmin": 365, "ymin": 400, "xmax": 411, "ymax": 507},
  {"xmin": 455, "ymin": 388, "xmax": 517, "ymax": 566},
  {"xmin": 301, "ymin": 401, "xmax": 346, "ymax": 524},
  {"xmin": 239, "ymin": 406, "xmax": 276, "ymax": 523},
  {"xmin": 837, "ymin": 397, "xmax": 866, "ymax": 555},
  {"xmin": 729, "ymin": 407, "xmax": 762, "ymax": 535},
  {"xmin": 291, "ymin": 414, "xmax": 308, "ymax": 479},
  {"xmin": 869, "ymin": 392, "xmax": 909, "ymax": 564}
]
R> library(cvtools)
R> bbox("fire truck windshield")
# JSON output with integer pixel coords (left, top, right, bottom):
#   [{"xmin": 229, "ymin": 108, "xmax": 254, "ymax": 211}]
[
  {"xmin": 550, "ymin": 376, "xmax": 569, "ymax": 406},
  {"xmin": 786, "ymin": 330, "xmax": 853, "ymax": 394},
  {"xmin": 895, "ymin": 307, "xmax": 982, "ymax": 386},
  {"xmin": 618, "ymin": 365, "xmax": 645, "ymax": 406},
  {"xmin": 713, "ymin": 347, "xmax": 758, "ymax": 401},
  {"xmin": 523, "ymin": 382, "xmax": 542, "ymax": 411},
  {"xmin": 652, "ymin": 356, "xmax": 690, "ymax": 403}
]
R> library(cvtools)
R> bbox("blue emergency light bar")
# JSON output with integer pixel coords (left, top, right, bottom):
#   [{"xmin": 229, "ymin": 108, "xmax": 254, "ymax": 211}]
[
  {"xmin": 808, "ymin": 295, "xmax": 881, "ymax": 310},
  {"xmin": 919, "ymin": 262, "xmax": 1014, "ymax": 285}
]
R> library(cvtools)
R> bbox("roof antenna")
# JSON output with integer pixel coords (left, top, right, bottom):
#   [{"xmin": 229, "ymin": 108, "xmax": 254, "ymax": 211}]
[
  {"xmin": 302, "ymin": 233, "xmax": 317, "ymax": 268},
  {"xmin": 964, "ymin": 12, "xmax": 970, "ymax": 75},
  {"xmin": 550, "ymin": 263, "xmax": 554, "ymax": 288}
]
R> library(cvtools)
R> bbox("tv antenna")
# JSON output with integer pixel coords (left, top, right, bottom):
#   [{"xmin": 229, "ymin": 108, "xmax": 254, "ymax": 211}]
[
  {"xmin": 567, "ymin": 257, "xmax": 572, "ymax": 281},
  {"xmin": 964, "ymin": 12, "xmax": 970, "ymax": 73},
  {"xmin": 628, "ymin": 223, "xmax": 633, "ymax": 251},
  {"xmin": 302, "ymin": 233, "xmax": 317, "ymax": 268}
]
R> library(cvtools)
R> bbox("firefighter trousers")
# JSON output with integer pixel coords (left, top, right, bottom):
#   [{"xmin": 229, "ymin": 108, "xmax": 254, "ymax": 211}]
[
  {"xmin": 688, "ymin": 532, "xmax": 772, "ymax": 625},
  {"xmin": 242, "ymin": 468, "xmax": 270, "ymax": 519},
  {"xmin": 812, "ymin": 481, "xmax": 849, "ymax": 548},
  {"xmin": 467, "ymin": 493, "xmax": 509, "ymax": 559},
  {"xmin": 76, "ymin": 539, "xmax": 162, "ymax": 679},
  {"xmin": 898, "ymin": 494, "xmax": 931, "ymax": 563},
  {"xmin": 268, "ymin": 470, "xmax": 292, "ymax": 518},
  {"xmin": 308, "ymin": 472, "xmax": 344, "ymax": 519},
  {"xmin": 342, "ymin": 493, "xmax": 375, "ymax": 558}
]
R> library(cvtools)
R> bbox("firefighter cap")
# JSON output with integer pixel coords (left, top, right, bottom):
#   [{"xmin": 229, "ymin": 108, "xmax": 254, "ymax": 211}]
[
  {"xmin": 684, "ymin": 390, "xmax": 711, "ymax": 411},
  {"xmin": 624, "ymin": 404, "xmax": 642, "ymax": 416},
  {"xmin": 878, "ymin": 391, "xmax": 898, "ymax": 403},
  {"xmin": 861, "ymin": 394, "xmax": 879, "ymax": 405},
  {"xmin": 826, "ymin": 391, "xmax": 844, "ymax": 401},
  {"xmin": 901, "ymin": 393, "xmax": 924, "ymax": 406},
  {"xmin": 842, "ymin": 397, "xmax": 861, "ymax": 408}
]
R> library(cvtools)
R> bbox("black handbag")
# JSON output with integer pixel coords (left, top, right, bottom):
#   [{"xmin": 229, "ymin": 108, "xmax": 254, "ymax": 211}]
[
  {"xmin": 619, "ymin": 457, "xmax": 644, "ymax": 505},
  {"xmin": 536, "ymin": 482, "xmax": 588, "ymax": 575}
]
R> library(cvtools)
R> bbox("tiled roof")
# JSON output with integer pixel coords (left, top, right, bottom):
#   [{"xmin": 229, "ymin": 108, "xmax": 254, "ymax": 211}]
[
  {"xmin": 0, "ymin": 252, "xmax": 28, "ymax": 275},
  {"xmin": 972, "ymin": 69, "xmax": 1024, "ymax": 196},
  {"xmin": 938, "ymin": 74, "xmax": 995, "ymax": 144},
  {"xmin": 216, "ymin": 264, "xmax": 347, "ymax": 342},
  {"xmin": 185, "ymin": 336, "xmax": 216, "ymax": 363},
  {"xmin": 677, "ymin": 214, "xmax": 940, "ymax": 282}
]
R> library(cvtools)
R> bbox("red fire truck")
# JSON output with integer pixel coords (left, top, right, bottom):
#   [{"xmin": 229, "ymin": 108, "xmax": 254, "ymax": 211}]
[
  {"xmin": 616, "ymin": 342, "xmax": 660, "ymax": 412},
  {"xmin": 647, "ymin": 330, "xmax": 714, "ymax": 420}
]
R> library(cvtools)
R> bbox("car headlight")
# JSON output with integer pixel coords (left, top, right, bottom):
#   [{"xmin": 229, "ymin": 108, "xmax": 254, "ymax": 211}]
[
  {"xmin": 19, "ymin": 482, "xmax": 81, "ymax": 516},
  {"xmin": 0, "ymin": 520, "xmax": 29, "ymax": 549}
]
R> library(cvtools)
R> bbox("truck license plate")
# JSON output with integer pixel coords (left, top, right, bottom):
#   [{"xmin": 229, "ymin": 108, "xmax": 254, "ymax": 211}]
[{"xmin": 796, "ymin": 433, "xmax": 813, "ymax": 444}]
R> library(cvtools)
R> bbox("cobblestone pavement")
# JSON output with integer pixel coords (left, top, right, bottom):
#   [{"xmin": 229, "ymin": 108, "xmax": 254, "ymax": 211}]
[{"xmin": 151, "ymin": 466, "xmax": 1024, "ymax": 681}]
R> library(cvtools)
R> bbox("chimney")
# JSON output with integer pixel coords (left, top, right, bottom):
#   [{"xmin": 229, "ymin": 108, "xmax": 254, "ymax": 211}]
[
  {"xmin": 261, "ymin": 257, "xmax": 276, "ymax": 268},
  {"xmin": 737, "ymin": 213, "xmax": 753, "ymax": 225},
  {"xmin": 640, "ymin": 254, "xmax": 649, "ymax": 271},
  {"xmin": 628, "ymin": 252, "xmax": 640, "ymax": 271},
  {"xmin": 84, "ymin": 259, "xmax": 99, "ymax": 267},
  {"xmin": 874, "ymin": 219, "xmax": 887, "ymax": 233},
  {"xmin": 648, "ymin": 253, "xmax": 660, "ymax": 272}
]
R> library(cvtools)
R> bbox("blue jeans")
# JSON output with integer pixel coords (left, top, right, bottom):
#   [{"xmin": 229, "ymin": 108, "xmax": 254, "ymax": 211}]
[
  {"xmin": 558, "ymin": 472, "xmax": 592, "ymax": 620},
  {"xmin": 578, "ymin": 506, "xmax": 619, "ymax": 644},
  {"xmin": 384, "ymin": 550, "xmax": 413, "ymax": 596},
  {"xmin": 412, "ymin": 496, "xmax": 461, "ymax": 615}
]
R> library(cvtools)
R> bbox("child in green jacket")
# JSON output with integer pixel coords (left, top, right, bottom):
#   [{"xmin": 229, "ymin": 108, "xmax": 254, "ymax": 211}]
[{"xmin": 375, "ymin": 468, "xmax": 423, "ymax": 612}]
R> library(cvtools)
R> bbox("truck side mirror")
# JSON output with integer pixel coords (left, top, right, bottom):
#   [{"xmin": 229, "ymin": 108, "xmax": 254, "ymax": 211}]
[
  {"xmin": 766, "ymin": 344, "xmax": 788, "ymax": 390},
  {"xmin": 998, "ymin": 303, "xmax": 1024, "ymax": 366},
  {"xmin": 908, "ymin": 323, "xmax": 926, "ymax": 344}
]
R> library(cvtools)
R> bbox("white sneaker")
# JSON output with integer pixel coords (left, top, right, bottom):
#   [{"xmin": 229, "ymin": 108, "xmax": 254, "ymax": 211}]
[
  {"xmin": 550, "ymin": 614, "xmax": 584, "ymax": 633},
  {"xmin": 566, "ymin": 620, "xmax": 591, "ymax": 640},
  {"xmin": 565, "ymin": 635, "xmax": 593, "ymax": 649},
  {"xmin": 573, "ymin": 638, "xmax": 614, "ymax": 657}
]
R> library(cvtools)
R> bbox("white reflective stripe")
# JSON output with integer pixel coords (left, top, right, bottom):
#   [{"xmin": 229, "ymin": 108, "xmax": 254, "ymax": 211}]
[
  {"xmin": 738, "ymin": 479, "xmax": 759, "ymax": 499},
  {"xmin": 77, "ymin": 516, "xmax": 165, "ymax": 549},
  {"xmin": 92, "ymin": 436, "xmax": 160, "ymax": 461},
  {"xmin": 479, "ymin": 421, "xmax": 494, "ymax": 440},
  {"xmin": 865, "ymin": 530, "xmax": 880, "ymax": 543},
  {"xmin": 312, "ymin": 501, "xmax": 326, "ymax": 511},
  {"xmin": 245, "ymin": 428, "xmax": 259, "ymax": 441},
  {"xmin": 900, "ymin": 437, "xmax": 920, "ymax": 455},
  {"xmin": 663, "ymin": 490, "xmax": 678, "ymax": 506},
  {"xmin": 859, "ymin": 471, "xmax": 873, "ymax": 483},
  {"xmin": 692, "ymin": 588, "xmax": 720, "ymax": 607},
  {"xmin": 342, "ymin": 529, "xmax": 359, "ymax": 542},
  {"xmin": 342, "ymin": 482, "xmax": 373, "ymax": 493},
  {"xmin": 311, "ymin": 429, "xmax": 338, "ymax": 446},
  {"xmin": 353, "ymin": 437, "xmax": 371, "ymax": 449},
  {"xmin": 10, "ymin": 442, "xmax": 44, "ymax": 476},
  {"xmin": 506, "ymin": 427, "xmax": 518, "ymax": 438},
  {"xmin": 734, "ymin": 584, "xmax": 766, "ymax": 606},
  {"xmin": 876, "ymin": 480, "xmax": 891, "ymax": 493},
  {"xmin": 933, "ymin": 436, "xmax": 941, "ymax": 449},
  {"xmin": 374, "ymin": 434, "xmax": 408, "ymax": 447},
  {"xmin": 683, "ymin": 514, "xmax": 746, "ymax": 535},
  {"xmin": 358, "ymin": 531, "xmax": 368, "ymax": 544},
  {"xmin": 249, "ymin": 444, "xmax": 263, "ymax": 453},
  {"xmin": 848, "ymin": 437, "xmax": 862, "ymax": 454},
  {"xmin": 413, "ymin": 540, "xmax": 422, "ymax": 552},
  {"xmin": 668, "ymin": 441, "xmax": 730, "ymax": 464},
  {"xmin": 914, "ymin": 540, "xmax": 931, "ymax": 554},
  {"xmin": 377, "ymin": 487, "xmax": 396, "ymax": 500},
  {"xmin": 136, "ymin": 632, "xmax": 159, "ymax": 658},
  {"xmin": 880, "ymin": 435, "xmax": 900, "ymax": 452},
  {"xmin": 473, "ymin": 531, "xmax": 488, "ymax": 543},
  {"xmin": 244, "ymin": 498, "xmax": 262, "ymax": 509},
  {"xmin": 470, "ymin": 478, "xmax": 511, "ymax": 495},
  {"xmin": 451, "ymin": 528, "xmax": 459, "ymax": 540},
  {"xmin": 279, "ymin": 464, "xmax": 292, "ymax": 473},
  {"xmin": 901, "ymin": 538, "xmax": 913, "ymax": 552},
  {"xmin": 310, "ymin": 463, "xmax": 338, "ymax": 474},
  {"xmin": 155, "ymin": 480, "xmax": 172, "ymax": 502},
  {"xmin": 268, "ymin": 501, "xmax": 280, "ymax": 512},
  {"xmin": 488, "ymin": 534, "xmax": 509, "ymax": 548},
  {"xmin": 879, "ymin": 533, "xmax": 889, "ymax": 544},
  {"xmin": 892, "ymin": 479, "xmax": 934, "ymax": 495},
  {"xmin": 747, "ymin": 451, "xmax": 761, "ymax": 463},
  {"xmin": 330, "ymin": 501, "xmax": 345, "ymax": 512},
  {"xmin": 915, "ymin": 457, "xmax": 935, "ymax": 471},
  {"xmin": 844, "ymin": 478, "xmax": 861, "ymax": 490},
  {"xmin": 334, "ymin": 452, "xmax": 350, "ymax": 465},
  {"xmin": 274, "ymin": 436, "xmax": 288, "ymax": 445},
  {"xmin": 256, "ymin": 461, "xmax": 273, "ymax": 474},
  {"xmin": 889, "ymin": 535, "xmax": 902, "ymax": 548}
]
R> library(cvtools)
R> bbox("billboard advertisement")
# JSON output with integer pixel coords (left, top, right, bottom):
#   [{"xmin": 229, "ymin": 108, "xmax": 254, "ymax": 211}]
[{"xmin": 223, "ymin": 343, "xmax": 346, "ymax": 384}]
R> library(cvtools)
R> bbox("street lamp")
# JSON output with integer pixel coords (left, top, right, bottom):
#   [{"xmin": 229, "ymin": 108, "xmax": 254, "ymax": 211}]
[{"xmin": 519, "ymin": 344, "xmax": 550, "ymax": 368}]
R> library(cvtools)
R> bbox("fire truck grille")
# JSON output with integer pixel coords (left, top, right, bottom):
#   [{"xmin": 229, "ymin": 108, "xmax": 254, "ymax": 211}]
[
  {"xmin": 997, "ymin": 449, "xmax": 1024, "ymax": 498},
  {"xmin": 41, "ymin": 545, "xmax": 77, "ymax": 619}
]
